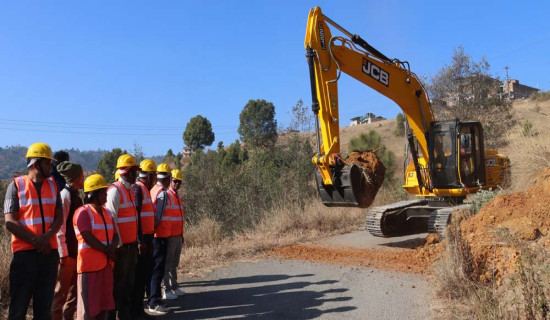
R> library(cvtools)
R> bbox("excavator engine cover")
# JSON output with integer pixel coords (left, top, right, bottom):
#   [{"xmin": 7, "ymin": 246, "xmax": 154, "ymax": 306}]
[{"xmin": 315, "ymin": 158, "xmax": 385, "ymax": 208}]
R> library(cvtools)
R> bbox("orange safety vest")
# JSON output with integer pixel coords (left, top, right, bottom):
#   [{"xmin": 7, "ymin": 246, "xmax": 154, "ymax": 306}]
[
  {"xmin": 12, "ymin": 176, "xmax": 58, "ymax": 253},
  {"xmin": 135, "ymin": 181, "xmax": 155, "ymax": 235},
  {"xmin": 108, "ymin": 182, "xmax": 138, "ymax": 244},
  {"xmin": 73, "ymin": 204, "xmax": 115, "ymax": 273},
  {"xmin": 150, "ymin": 184, "xmax": 173, "ymax": 238},
  {"xmin": 167, "ymin": 189, "xmax": 184, "ymax": 237}
]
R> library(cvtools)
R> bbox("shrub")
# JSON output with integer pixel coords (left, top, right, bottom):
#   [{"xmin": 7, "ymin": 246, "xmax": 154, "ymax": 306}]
[
  {"xmin": 469, "ymin": 188, "xmax": 500, "ymax": 214},
  {"xmin": 522, "ymin": 120, "xmax": 535, "ymax": 137},
  {"xmin": 181, "ymin": 133, "xmax": 315, "ymax": 234},
  {"xmin": 530, "ymin": 90, "xmax": 550, "ymax": 102},
  {"xmin": 394, "ymin": 113, "xmax": 405, "ymax": 137}
]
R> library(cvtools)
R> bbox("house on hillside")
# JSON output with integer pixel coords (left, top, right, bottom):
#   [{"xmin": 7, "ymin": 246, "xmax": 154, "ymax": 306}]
[
  {"xmin": 350, "ymin": 116, "xmax": 361, "ymax": 126},
  {"xmin": 436, "ymin": 76, "xmax": 539, "ymax": 108},
  {"xmin": 501, "ymin": 79, "xmax": 539, "ymax": 99},
  {"xmin": 350, "ymin": 112, "xmax": 386, "ymax": 126}
]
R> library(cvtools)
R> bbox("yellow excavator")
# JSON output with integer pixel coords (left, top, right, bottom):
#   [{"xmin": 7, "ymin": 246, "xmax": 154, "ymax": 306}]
[{"xmin": 304, "ymin": 7, "xmax": 510, "ymax": 237}]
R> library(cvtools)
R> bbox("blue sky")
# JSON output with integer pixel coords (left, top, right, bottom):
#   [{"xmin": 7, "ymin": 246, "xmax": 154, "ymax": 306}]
[{"xmin": 1, "ymin": 1, "xmax": 548, "ymax": 156}]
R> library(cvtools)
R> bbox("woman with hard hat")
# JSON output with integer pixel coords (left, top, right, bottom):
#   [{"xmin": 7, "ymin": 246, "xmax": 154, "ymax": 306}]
[{"xmin": 73, "ymin": 174, "xmax": 119, "ymax": 320}]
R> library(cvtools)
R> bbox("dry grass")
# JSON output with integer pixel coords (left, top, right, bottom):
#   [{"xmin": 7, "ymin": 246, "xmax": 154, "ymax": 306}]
[
  {"xmin": 500, "ymin": 98, "xmax": 550, "ymax": 191},
  {"xmin": 184, "ymin": 217, "xmax": 223, "ymax": 247},
  {"xmin": 432, "ymin": 212, "xmax": 475, "ymax": 300},
  {"xmin": 433, "ymin": 220, "xmax": 550, "ymax": 319},
  {"xmin": 0, "ymin": 224, "xmax": 11, "ymax": 320},
  {"xmin": 506, "ymin": 134, "xmax": 550, "ymax": 191},
  {"xmin": 432, "ymin": 212, "xmax": 506, "ymax": 319},
  {"xmin": 180, "ymin": 201, "xmax": 363, "ymax": 277},
  {"xmin": 530, "ymin": 90, "xmax": 550, "ymax": 102}
]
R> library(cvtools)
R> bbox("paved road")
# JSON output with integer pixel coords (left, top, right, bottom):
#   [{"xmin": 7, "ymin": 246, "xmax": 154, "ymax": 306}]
[
  {"xmin": 158, "ymin": 231, "xmax": 431, "ymax": 319},
  {"xmin": 312, "ymin": 231, "xmax": 429, "ymax": 250}
]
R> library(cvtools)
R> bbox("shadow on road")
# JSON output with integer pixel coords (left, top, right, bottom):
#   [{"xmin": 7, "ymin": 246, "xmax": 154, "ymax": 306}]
[
  {"xmin": 179, "ymin": 274, "xmax": 315, "ymax": 287},
  {"xmin": 159, "ymin": 274, "xmax": 356, "ymax": 319},
  {"xmin": 379, "ymin": 236, "xmax": 426, "ymax": 249}
]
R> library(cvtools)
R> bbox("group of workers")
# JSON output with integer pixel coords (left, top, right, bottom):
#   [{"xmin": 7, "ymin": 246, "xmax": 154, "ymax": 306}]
[{"xmin": 3, "ymin": 142, "xmax": 185, "ymax": 320}]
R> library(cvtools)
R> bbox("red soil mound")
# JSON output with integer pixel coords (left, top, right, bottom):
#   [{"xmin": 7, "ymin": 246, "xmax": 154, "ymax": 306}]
[{"xmin": 461, "ymin": 167, "xmax": 550, "ymax": 283}]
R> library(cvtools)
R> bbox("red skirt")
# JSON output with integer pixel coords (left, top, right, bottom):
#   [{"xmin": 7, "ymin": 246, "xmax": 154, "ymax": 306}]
[{"xmin": 77, "ymin": 266, "xmax": 114, "ymax": 319}]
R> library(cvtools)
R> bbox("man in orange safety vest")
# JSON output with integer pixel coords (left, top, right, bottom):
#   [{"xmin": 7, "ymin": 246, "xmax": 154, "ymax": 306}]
[{"xmin": 3, "ymin": 142, "xmax": 63, "ymax": 320}]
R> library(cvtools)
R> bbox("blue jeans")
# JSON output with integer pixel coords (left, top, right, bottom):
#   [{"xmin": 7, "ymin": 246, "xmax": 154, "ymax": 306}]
[
  {"xmin": 8, "ymin": 250, "xmax": 59, "ymax": 320},
  {"xmin": 148, "ymin": 237, "xmax": 168, "ymax": 307}
]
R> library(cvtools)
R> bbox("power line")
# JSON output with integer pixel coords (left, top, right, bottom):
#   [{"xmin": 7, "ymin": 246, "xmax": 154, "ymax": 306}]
[
  {"xmin": 0, "ymin": 118, "xmax": 240, "ymax": 130},
  {"xmin": 0, "ymin": 126, "xmax": 178, "ymax": 136},
  {"xmin": 0, "ymin": 126, "xmax": 240, "ymax": 136}
]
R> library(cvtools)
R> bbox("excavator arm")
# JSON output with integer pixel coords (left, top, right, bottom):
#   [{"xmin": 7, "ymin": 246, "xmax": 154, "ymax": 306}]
[{"xmin": 305, "ymin": 7, "xmax": 433, "ymax": 194}]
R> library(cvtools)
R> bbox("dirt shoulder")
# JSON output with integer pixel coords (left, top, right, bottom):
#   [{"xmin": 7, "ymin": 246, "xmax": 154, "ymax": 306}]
[{"xmin": 268, "ymin": 231, "xmax": 439, "ymax": 275}]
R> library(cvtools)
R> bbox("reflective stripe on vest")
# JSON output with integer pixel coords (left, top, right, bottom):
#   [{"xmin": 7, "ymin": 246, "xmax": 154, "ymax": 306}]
[
  {"xmin": 12, "ymin": 176, "xmax": 58, "ymax": 253},
  {"xmin": 136, "ymin": 181, "xmax": 155, "ymax": 235},
  {"xmin": 168, "ymin": 189, "xmax": 184, "ymax": 237},
  {"xmin": 74, "ymin": 205, "xmax": 115, "ymax": 273},
  {"xmin": 151, "ymin": 184, "xmax": 171, "ymax": 238},
  {"xmin": 78, "ymin": 240, "xmax": 109, "ymax": 250},
  {"xmin": 108, "ymin": 182, "xmax": 138, "ymax": 244}
]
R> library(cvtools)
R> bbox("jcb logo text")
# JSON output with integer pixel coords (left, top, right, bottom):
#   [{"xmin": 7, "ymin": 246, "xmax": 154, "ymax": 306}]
[{"xmin": 362, "ymin": 58, "xmax": 389, "ymax": 86}]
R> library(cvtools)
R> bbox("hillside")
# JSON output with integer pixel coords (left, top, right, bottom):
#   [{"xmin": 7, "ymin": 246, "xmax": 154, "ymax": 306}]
[
  {"xmin": 318, "ymin": 97, "xmax": 550, "ymax": 187},
  {"xmin": 0, "ymin": 147, "xmax": 107, "ymax": 179}
]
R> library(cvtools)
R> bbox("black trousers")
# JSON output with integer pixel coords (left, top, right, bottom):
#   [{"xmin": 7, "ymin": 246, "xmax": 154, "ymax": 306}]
[
  {"xmin": 8, "ymin": 250, "xmax": 59, "ymax": 320},
  {"xmin": 109, "ymin": 242, "xmax": 137, "ymax": 320},
  {"xmin": 148, "ymin": 237, "xmax": 168, "ymax": 308},
  {"xmin": 131, "ymin": 234, "xmax": 154, "ymax": 314}
]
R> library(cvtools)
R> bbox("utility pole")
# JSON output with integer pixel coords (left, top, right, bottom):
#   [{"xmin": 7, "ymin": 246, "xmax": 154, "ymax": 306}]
[{"xmin": 504, "ymin": 66, "xmax": 511, "ymax": 99}]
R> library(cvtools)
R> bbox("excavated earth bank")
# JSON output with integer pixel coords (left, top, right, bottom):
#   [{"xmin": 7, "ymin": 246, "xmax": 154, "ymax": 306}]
[{"xmin": 459, "ymin": 167, "xmax": 550, "ymax": 283}]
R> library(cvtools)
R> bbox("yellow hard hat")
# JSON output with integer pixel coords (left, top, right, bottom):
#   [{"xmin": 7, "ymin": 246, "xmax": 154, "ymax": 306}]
[
  {"xmin": 171, "ymin": 169, "xmax": 182, "ymax": 181},
  {"xmin": 156, "ymin": 163, "xmax": 171, "ymax": 173},
  {"xmin": 140, "ymin": 159, "xmax": 157, "ymax": 172},
  {"xmin": 115, "ymin": 169, "xmax": 120, "ymax": 181},
  {"xmin": 26, "ymin": 142, "xmax": 54, "ymax": 160},
  {"xmin": 84, "ymin": 174, "xmax": 108, "ymax": 192},
  {"xmin": 116, "ymin": 154, "xmax": 137, "ymax": 168}
]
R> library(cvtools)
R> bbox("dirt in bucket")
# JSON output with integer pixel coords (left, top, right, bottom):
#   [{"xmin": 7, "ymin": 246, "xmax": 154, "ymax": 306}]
[{"xmin": 343, "ymin": 151, "xmax": 386, "ymax": 208}]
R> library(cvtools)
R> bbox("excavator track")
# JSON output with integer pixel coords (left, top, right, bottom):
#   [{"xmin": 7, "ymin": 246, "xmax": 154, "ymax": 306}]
[
  {"xmin": 366, "ymin": 199, "xmax": 428, "ymax": 237},
  {"xmin": 427, "ymin": 204, "xmax": 471, "ymax": 236}
]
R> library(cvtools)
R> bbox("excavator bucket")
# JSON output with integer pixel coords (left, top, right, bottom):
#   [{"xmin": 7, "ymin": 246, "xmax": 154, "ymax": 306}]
[{"xmin": 315, "ymin": 151, "xmax": 386, "ymax": 208}]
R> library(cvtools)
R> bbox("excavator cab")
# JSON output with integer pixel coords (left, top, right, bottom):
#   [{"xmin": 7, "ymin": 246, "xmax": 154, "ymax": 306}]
[{"xmin": 428, "ymin": 121, "xmax": 486, "ymax": 189}]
